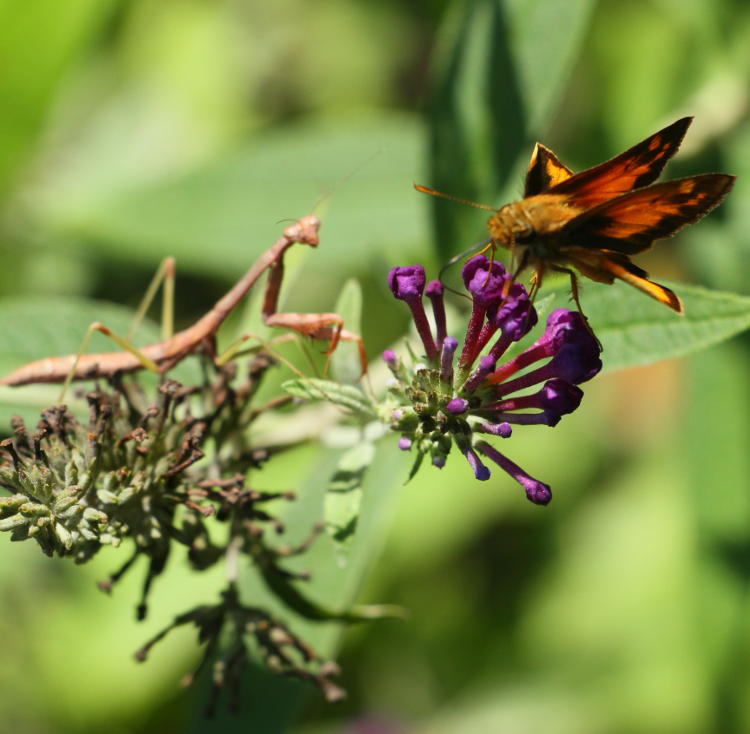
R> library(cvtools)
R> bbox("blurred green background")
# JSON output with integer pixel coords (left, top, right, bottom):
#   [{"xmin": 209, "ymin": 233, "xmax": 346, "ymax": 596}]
[{"xmin": 1, "ymin": 0, "xmax": 750, "ymax": 732}]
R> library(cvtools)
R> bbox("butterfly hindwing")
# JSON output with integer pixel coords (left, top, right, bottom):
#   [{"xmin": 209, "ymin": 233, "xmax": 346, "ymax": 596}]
[
  {"xmin": 564, "ymin": 249, "xmax": 684, "ymax": 313},
  {"xmin": 560, "ymin": 173, "xmax": 735, "ymax": 254},
  {"xmin": 597, "ymin": 253, "xmax": 683, "ymax": 312}
]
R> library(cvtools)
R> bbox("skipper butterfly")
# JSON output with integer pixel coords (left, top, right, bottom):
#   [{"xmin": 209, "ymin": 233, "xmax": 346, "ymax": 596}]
[{"xmin": 416, "ymin": 117, "xmax": 735, "ymax": 313}]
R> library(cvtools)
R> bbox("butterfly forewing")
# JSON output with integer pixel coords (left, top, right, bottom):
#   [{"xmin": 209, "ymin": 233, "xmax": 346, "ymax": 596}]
[
  {"xmin": 547, "ymin": 117, "xmax": 693, "ymax": 208},
  {"xmin": 524, "ymin": 143, "xmax": 573, "ymax": 196}
]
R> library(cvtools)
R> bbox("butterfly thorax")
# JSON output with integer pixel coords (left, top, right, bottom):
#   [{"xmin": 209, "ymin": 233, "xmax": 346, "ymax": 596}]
[{"xmin": 487, "ymin": 194, "xmax": 581, "ymax": 260}]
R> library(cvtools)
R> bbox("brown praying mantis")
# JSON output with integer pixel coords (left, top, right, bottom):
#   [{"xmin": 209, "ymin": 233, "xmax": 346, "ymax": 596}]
[{"xmin": 0, "ymin": 215, "xmax": 367, "ymax": 394}]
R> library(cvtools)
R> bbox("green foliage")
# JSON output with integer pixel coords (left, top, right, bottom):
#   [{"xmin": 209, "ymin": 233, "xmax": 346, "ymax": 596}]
[
  {"xmin": 330, "ymin": 278, "xmax": 364, "ymax": 384},
  {"xmin": 0, "ymin": 0, "xmax": 118, "ymax": 195},
  {"xmin": 0, "ymin": 0, "xmax": 749, "ymax": 733},
  {"xmin": 427, "ymin": 0, "xmax": 595, "ymax": 255},
  {"xmin": 282, "ymin": 379, "xmax": 375, "ymax": 418},
  {"xmin": 548, "ymin": 281, "xmax": 750, "ymax": 372},
  {"xmin": 51, "ymin": 118, "xmax": 426, "ymax": 277}
]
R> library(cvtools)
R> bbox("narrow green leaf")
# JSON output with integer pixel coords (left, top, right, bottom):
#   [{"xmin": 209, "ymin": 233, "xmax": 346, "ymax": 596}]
[
  {"xmin": 427, "ymin": 0, "xmax": 594, "ymax": 256},
  {"xmin": 325, "ymin": 441, "xmax": 375, "ymax": 548},
  {"xmin": 331, "ymin": 278, "xmax": 364, "ymax": 384},
  {"xmin": 544, "ymin": 281, "xmax": 750, "ymax": 372},
  {"xmin": 282, "ymin": 378, "xmax": 375, "ymax": 417}
]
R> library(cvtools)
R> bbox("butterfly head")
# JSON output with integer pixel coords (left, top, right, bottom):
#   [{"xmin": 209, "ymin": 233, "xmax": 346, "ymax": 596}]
[{"xmin": 487, "ymin": 203, "xmax": 534, "ymax": 248}]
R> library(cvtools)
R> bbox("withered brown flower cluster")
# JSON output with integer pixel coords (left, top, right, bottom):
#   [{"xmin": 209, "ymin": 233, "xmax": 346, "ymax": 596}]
[{"xmin": 0, "ymin": 355, "xmax": 346, "ymax": 713}]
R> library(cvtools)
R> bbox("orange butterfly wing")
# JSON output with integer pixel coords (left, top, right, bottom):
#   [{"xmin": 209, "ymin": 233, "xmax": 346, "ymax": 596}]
[
  {"xmin": 563, "ymin": 248, "xmax": 684, "ymax": 313},
  {"xmin": 560, "ymin": 174, "xmax": 735, "ymax": 254},
  {"xmin": 557, "ymin": 174, "xmax": 734, "ymax": 313},
  {"xmin": 524, "ymin": 143, "xmax": 573, "ymax": 196},
  {"xmin": 546, "ymin": 117, "xmax": 693, "ymax": 207}
]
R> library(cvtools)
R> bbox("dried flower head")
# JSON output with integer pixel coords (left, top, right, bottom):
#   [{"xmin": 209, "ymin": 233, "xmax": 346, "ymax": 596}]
[{"xmin": 0, "ymin": 354, "xmax": 352, "ymax": 708}]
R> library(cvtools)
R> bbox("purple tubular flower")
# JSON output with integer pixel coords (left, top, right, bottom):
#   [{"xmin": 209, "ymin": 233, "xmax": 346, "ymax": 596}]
[
  {"xmin": 481, "ymin": 379, "xmax": 583, "ymax": 427},
  {"xmin": 440, "ymin": 337, "xmax": 458, "ymax": 384},
  {"xmin": 458, "ymin": 256, "xmax": 508, "ymax": 367},
  {"xmin": 476, "ymin": 441, "xmax": 552, "ymax": 505},
  {"xmin": 462, "ymin": 355, "xmax": 496, "ymax": 393},
  {"xmin": 488, "ymin": 281, "xmax": 538, "ymax": 346},
  {"xmin": 487, "ymin": 309, "xmax": 585, "ymax": 381},
  {"xmin": 537, "ymin": 310, "xmax": 593, "ymax": 355},
  {"xmin": 388, "ymin": 265, "xmax": 425, "ymax": 300},
  {"xmin": 398, "ymin": 436, "xmax": 412, "ymax": 451},
  {"xmin": 426, "ymin": 280, "xmax": 447, "ymax": 346},
  {"xmin": 445, "ymin": 397, "xmax": 469, "ymax": 415},
  {"xmin": 461, "ymin": 256, "xmax": 507, "ymax": 304},
  {"xmin": 388, "ymin": 265, "xmax": 438, "ymax": 361},
  {"xmin": 548, "ymin": 336, "xmax": 602, "ymax": 384},
  {"xmin": 538, "ymin": 379, "xmax": 584, "ymax": 422},
  {"xmin": 462, "ymin": 445, "xmax": 491, "ymax": 481},
  {"xmin": 488, "ymin": 309, "xmax": 601, "ymax": 392},
  {"xmin": 382, "ymin": 349, "xmax": 397, "ymax": 365},
  {"xmin": 475, "ymin": 420, "xmax": 512, "ymax": 438},
  {"xmin": 478, "ymin": 412, "xmax": 555, "ymax": 427},
  {"xmin": 488, "ymin": 378, "xmax": 582, "ymax": 415}
]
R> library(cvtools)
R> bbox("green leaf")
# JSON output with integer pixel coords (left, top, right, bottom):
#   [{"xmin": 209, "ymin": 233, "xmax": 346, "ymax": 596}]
[
  {"xmin": 330, "ymin": 278, "xmax": 364, "ymax": 384},
  {"xmin": 325, "ymin": 441, "xmax": 375, "ymax": 548},
  {"xmin": 54, "ymin": 117, "xmax": 427, "ymax": 277},
  {"xmin": 282, "ymin": 378, "xmax": 375, "ymax": 417},
  {"xmin": 544, "ymin": 281, "xmax": 750, "ymax": 372},
  {"xmin": 232, "ymin": 438, "xmax": 411, "ymax": 732},
  {"xmin": 0, "ymin": 0, "xmax": 118, "ymax": 196},
  {"xmin": 0, "ymin": 295, "xmax": 199, "ymax": 422},
  {"xmin": 427, "ymin": 0, "xmax": 594, "ymax": 256}
]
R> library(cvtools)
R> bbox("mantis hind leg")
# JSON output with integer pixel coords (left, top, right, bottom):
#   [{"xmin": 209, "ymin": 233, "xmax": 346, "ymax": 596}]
[
  {"xmin": 59, "ymin": 322, "xmax": 162, "ymax": 402},
  {"xmin": 128, "ymin": 257, "xmax": 176, "ymax": 341},
  {"xmin": 59, "ymin": 257, "xmax": 177, "ymax": 402}
]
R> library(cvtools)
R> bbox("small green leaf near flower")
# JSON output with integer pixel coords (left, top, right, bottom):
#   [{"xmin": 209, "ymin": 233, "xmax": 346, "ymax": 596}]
[{"xmin": 282, "ymin": 378, "xmax": 376, "ymax": 417}]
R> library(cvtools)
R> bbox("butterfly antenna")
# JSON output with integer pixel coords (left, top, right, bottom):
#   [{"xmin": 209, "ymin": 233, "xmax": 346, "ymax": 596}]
[
  {"xmin": 414, "ymin": 184, "xmax": 496, "ymax": 212},
  {"xmin": 436, "ymin": 238, "xmax": 494, "ymax": 300},
  {"xmin": 438, "ymin": 238, "xmax": 493, "ymax": 281}
]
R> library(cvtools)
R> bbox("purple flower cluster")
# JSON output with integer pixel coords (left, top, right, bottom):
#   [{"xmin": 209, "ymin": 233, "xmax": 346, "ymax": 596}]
[{"xmin": 384, "ymin": 256, "xmax": 602, "ymax": 505}]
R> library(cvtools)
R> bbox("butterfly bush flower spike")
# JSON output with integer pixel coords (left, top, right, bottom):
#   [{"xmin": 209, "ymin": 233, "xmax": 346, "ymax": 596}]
[{"xmin": 382, "ymin": 258, "xmax": 602, "ymax": 505}]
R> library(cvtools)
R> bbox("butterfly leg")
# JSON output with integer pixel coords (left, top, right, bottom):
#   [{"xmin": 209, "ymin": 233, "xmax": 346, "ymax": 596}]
[
  {"xmin": 504, "ymin": 246, "xmax": 531, "ymax": 299},
  {"xmin": 527, "ymin": 270, "xmax": 540, "ymax": 302},
  {"xmin": 548, "ymin": 265, "xmax": 585, "ymax": 313}
]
